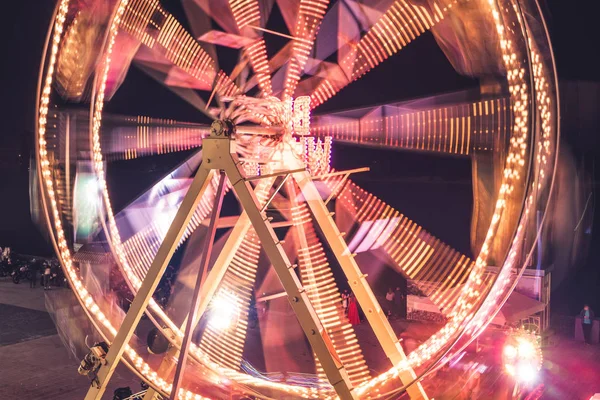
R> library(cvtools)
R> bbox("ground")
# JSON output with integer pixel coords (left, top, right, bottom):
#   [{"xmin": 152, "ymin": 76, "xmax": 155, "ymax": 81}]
[
  {"xmin": 542, "ymin": 338, "xmax": 600, "ymax": 399},
  {"xmin": 0, "ymin": 279, "xmax": 134, "ymax": 400},
  {"xmin": 1, "ymin": 278, "xmax": 600, "ymax": 399}
]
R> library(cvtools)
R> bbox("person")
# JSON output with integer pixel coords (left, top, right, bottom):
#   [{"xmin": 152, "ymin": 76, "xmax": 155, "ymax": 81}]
[
  {"xmin": 394, "ymin": 286, "xmax": 406, "ymax": 319},
  {"xmin": 43, "ymin": 263, "xmax": 52, "ymax": 290},
  {"xmin": 385, "ymin": 288, "xmax": 395, "ymax": 317},
  {"xmin": 348, "ymin": 293, "xmax": 360, "ymax": 325},
  {"xmin": 30, "ymin": 267, "xmax": 37, "ymax": 288},
  {"xmin": 580, "ymin": 304, "xmax": 595, "ymax": 344},
  {"xmin": 341, "ymin": 290, "xmax": 349, "ymax": 315}
]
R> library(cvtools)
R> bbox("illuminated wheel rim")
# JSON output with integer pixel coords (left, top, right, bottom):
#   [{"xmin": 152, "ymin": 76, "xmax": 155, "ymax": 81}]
[{"xmin": 36, "ymin": 0, "xmax": 559, "ymax": 398}]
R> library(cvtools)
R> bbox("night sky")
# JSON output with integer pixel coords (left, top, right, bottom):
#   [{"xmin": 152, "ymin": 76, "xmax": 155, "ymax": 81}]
[{"xmin": 1, "ymin": 1, "xmax": 598, "ymax": 312}]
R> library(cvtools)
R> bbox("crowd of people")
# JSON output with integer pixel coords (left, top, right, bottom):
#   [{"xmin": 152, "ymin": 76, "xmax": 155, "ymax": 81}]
[
  {"xmin": 386, "ymin": 287, "xmax": 407, "ymax": 319},
  {"xmin": 0, "ymin": 247, "xmax": 65, "ymax": 289},
  {"xmin": 341, "ymin": 286, "xmax": 407, "ymax": 326}
]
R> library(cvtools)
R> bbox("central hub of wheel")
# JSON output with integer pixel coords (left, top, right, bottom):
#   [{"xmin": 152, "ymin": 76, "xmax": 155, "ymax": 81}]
[
  {"xmin": 219, "ymin": 96, "xmax": 311, "ymax": 137},
  {"xmin": 210, "ymin": 119, "xmax": 236, "ymax": 137}
]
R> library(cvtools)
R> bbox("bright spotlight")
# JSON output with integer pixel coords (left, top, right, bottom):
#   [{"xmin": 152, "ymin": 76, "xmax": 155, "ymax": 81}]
[
  {"xmin": 517, "ymin": 339, "xmax": 536, "ymax": 358},
  {"xmin": 209, "ymin": 290, "xmax": 239, "ymax": 331},
  {"xmin": 516, "ymin": 362, "xmax": 538, "ymax": 383},
  {"xmin": 502, "ymin": 329, "xmax": 542, "ymax": 386}
]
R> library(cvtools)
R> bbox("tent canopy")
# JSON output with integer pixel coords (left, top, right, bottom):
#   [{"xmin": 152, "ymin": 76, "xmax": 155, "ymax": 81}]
[
  {"xmin": 492, "ymin": 291, "xmax": 546, "ymax": 326},
  {"xmin": 408, "ymin": 286, "xmax": 546, "ymax": 327}
]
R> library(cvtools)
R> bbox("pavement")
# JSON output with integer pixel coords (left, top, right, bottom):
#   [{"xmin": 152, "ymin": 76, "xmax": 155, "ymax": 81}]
[
  {"xmin": 0, "ymin": 279, "xmax": 135, "ymax": 400},
  {"xmin": 0, "ymin": 278, "xmax": 48, "ymax": 311},
  {"xmin": 0, "ymin": 303, "xmax": 56, "ymax": 346},
  {"xmin": 542, "ymin": 337, "xmax": 600, "ymax": 400},
  {"xmin": 2, "ymin": 277, "xmax": 600, "ymax": 400}
]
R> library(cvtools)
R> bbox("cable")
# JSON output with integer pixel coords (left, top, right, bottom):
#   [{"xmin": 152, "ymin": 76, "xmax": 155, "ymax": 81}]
[{"xmin": 573, "ymin": 192, "xmax": 592, "ymax": 232}]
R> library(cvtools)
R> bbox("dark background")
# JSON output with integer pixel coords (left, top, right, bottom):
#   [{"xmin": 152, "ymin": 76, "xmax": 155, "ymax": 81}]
[{"xmin": 0, "ymin": 0, "xmax": 598, "ymax": 315}]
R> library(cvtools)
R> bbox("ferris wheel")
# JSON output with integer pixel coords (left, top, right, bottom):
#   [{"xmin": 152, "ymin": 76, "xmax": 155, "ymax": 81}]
[{"xmin": 36, "ymin": 0, "xmax": 559, "ymax": 398}]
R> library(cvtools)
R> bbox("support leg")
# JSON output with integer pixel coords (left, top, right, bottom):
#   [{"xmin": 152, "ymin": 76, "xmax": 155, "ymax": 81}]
[
  {"xmin": 293, "ymin": 170, "xmax": 428, "ymax": 400},
  {"xmin": 287, "ymin": 181, "xmax": 370, "ymax": 385},
  {"xmin": 170, "ymin": 171, "xmax": 226, "ymax": 399},
  {"xmin": 84, "ymin": 167, "xmax": 215, "ymax": 400}
]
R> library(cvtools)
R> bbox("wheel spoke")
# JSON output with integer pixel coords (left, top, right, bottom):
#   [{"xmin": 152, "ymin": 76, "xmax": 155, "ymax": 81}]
[
  {"xmin": 134, "ymin": 52, "xmax": 214, "ymax": 118},
  {"xmin": 227, "ymin": 0, "xmax": 274, "ymax": 96},
  {"xmin": 322, "ymin": 176, "xmax": 488, "ymax": 314},
  {"xmin": 309, "ymin": 0, "xmax": 455, "ymax": 109},
  {"xmin": 312, "ymin": 95, "xmax": 511, "ymax": 155},
  {"xmin": 283, "ymin": 0, "xmax": 331, "ymax": 98},
  {"xmin": 185, "ymin": 0, "xmax": 241, "ymax": 35},
  {"xmin": 102, "ymin": 117, "xmax": 210, "ymax": 160},
  {"xmin": 48, "ymin": 109, "xmax": 210, "ymax": 161},
  {"xmin": 120, "ymin": 0, "xmax": 241, "ymax": 99}
]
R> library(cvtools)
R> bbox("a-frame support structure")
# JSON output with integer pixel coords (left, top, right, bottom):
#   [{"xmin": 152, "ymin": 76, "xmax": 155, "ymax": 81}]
[{"xmin": 85, "ymin": 121, "xmax": 428, "ymax": 400}]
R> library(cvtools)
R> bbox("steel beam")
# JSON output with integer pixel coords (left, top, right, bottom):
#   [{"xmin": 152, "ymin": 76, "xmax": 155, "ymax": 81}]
[
  {"xmin": 260, "ymin": 173, "xmax": 290, "ymax": 212},
  {"xmin": 292, "ymin": 168, "xmax": 429, "ymax": 400},
  {"xmin": 101, "ymin": 131, "xmax": 420, "ymax": 400},
  {"xmin": 201, "ymin": 215, "xmax": 293, "ymax": 229},
  {"xmin": 245, "ymin": 167, "xmax": 305, "ymax": 181},
  {"xmin": 84, "ymin": 167, "xmax": 215, "ymax": 400},
  {"xmin": 170, "ymin": 171, "xmax": 226, "ymax": 399},
  {"xmin": 311, "ymin": 167, "xmax": 370, "ymax": 180}
]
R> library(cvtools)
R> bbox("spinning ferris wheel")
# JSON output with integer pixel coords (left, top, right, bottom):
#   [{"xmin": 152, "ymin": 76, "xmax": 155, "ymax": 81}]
[{"xmin": 36, "ymin": 0, "xmax": 559, "ymax": 398}]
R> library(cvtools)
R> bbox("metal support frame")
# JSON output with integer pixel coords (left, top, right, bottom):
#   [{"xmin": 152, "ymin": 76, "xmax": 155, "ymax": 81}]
[
  {"xmin": 292, "ymin": 168, "xmax": 429, "ymax": 400},
  {"xmin": 139, "ymin": 134, "xmax": 359, "ymax": 399},
  {"xmin": 88, "ymin": 130, "xmax": 423, "ymax": 400},
  {"xmin": 260, "ymin": 173, "xmax": 289, "ymax": 212},
  {"xmin": 202, "ymin": 215, "xmax": 293, "ymax": 229}
]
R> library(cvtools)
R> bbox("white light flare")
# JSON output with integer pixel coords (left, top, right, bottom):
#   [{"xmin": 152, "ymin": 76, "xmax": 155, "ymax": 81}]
[
  {"xmin": 503, "ymin": 332, "xmax": 542, "ymax": 385},
  {"xmin": 516, "ymin": 361, "xmax": 538, "ymax": 383},
  {"xmin": 208, "ymin": 290, "xmax": 239, "ymax": 332},
  {"xmin": 503, "ymin": 344, "xmax": 517, "ymax": 360},
  {"xmin": 516, "ymin": 338, "xmax": 536, "ymax": 359}
]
